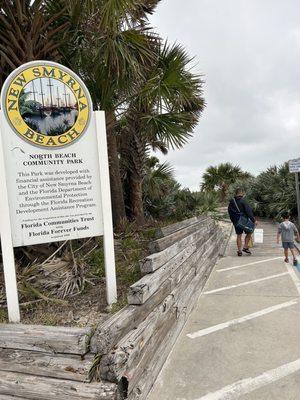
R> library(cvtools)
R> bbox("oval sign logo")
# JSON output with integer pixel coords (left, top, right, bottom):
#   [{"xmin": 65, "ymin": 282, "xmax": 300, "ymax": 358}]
[{"xmin": 2, "ymin": 61, "xmax": 91, "ymax": 148}]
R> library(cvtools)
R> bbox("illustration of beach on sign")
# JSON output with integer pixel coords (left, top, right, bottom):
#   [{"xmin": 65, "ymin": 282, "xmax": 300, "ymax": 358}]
[{"xmin": 18, "ymin": 77, "xmax": 78, "ymax": 136}]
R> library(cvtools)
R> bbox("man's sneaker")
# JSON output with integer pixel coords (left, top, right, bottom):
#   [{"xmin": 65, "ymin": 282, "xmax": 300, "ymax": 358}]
[
  {"xmin": 237, "ymin": 251, "xmax": 242, "ymax": 257},
  {"xmin": 284, "ymin": 258, "xmax": 289, "ymax": 263},
  {"xmin": 242, "ymin": 248, "xmax": 252, "ymax": 255},
  {"xmin": 293, "ymin": 258, "xmax": 298, "ymax": 266}
]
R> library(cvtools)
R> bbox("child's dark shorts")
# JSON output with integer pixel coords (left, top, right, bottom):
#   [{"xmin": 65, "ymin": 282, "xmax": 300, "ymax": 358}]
[{"xmin": 282, "ymin": 242, "xmax": 295, "ymax": 249}]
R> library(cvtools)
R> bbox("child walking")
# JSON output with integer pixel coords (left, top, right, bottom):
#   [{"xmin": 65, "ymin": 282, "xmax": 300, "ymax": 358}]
[{"xmin": 277, "ymin": 212, "xmax": 300, "ymax": 264}]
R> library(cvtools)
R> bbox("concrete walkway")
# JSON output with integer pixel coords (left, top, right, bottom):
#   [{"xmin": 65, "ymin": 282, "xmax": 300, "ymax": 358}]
[{"xmin": 147, "ymin": 220, "xmax": 300, "ymax": 400}]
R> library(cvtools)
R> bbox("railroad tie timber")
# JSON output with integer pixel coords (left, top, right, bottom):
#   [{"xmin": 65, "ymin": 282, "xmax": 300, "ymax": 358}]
[
  {"xmin": 0, "ymin": 324, "xmax": 117, "ymax": 399},
  {"xmin": 0, "ymin": 324, "xmax": 92, "ymax": 355},
  {"xmin": 0, "ymin": 216, "xmax": 228, "ymax": 400}
]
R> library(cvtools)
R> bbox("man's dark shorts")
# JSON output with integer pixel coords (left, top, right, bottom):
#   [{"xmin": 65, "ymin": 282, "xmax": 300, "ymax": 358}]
[{"xmin": 234, "ymin": 226, "xmax": 248, "ymax": 235}]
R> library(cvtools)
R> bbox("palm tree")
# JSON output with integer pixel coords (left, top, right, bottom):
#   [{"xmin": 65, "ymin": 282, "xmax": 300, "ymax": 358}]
[
  {"xmin": 253, "ymin": 164, "xmax": 296, "ymax": 218},
  {"xmin": 201, "ymin": 162, "xmax": 251, "ymax": 202},
  {"xmin": 47, "ymin": 0, "xmax": 161, "ymax": 228},
  {"xmin": 142, "ymin": 156, "xmax": 179, "ymax": 219},
  {"xmin": 121, "ymin": 43, "xmax": 205, "ymax": 224},
  {"xmin": 0, "ymin": 0, "xmax": 69, "ymax": 87},
  {"xmin": 143, "ymin": 157, "xmax": 204, "ymax": 221},
  {"xmin": 229, "ymin": 163, "xmax": 297, "ymax": 218},
  {"xmin": 1, "ymin": 0, "xmax": 160, "ymax": 229},
  {"xmin": 1, "ymin": 1, "xmax": 203, "ymax": 229},
  {"xmin": 143, "ymin": 156, "xmax": 175, "ymax": 202}
]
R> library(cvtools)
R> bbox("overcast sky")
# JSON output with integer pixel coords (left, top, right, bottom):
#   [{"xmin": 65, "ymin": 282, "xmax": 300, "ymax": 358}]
[{"xmin": 150, "ymin": 0, "xmax": 300, "ymax": 190}]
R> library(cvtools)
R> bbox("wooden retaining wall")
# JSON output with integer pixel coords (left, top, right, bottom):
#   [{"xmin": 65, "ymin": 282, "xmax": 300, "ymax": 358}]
[
  {"xmin": 0, "ymin": 324, "xmax": 117, "ymax": 399},
  {"xmin": 90, "ymin": 215, "xmax": 228, "ymax": 400},
  {"xmin": 0, "ymin": 216, "xmax": 228, "ymax": 400}
]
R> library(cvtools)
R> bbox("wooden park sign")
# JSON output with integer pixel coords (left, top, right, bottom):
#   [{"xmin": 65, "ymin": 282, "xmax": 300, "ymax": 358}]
[{"xmin": 0, "ymin": 61, "xmax": 117, "ymax": 322}]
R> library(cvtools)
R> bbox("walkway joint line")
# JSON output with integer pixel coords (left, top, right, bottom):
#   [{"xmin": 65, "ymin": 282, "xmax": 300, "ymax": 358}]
[
  {"xmin": 203, "ymin": 272, "xmax": 289, "ymax": 295},
  {"xmin": 194, "ymin": 358, "xmax": 300, "ymax": 400},
  {"xmin": 187, "ymin": 299, "xmax": 298, "ymax": 339},
  {"xmin": 216, "ymin": 257, "xmax": 282, "ymax": 272}
]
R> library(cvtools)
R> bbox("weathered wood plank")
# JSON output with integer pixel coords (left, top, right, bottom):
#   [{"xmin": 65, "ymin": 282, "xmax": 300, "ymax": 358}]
[
  {"xmin": 100, "ymin": 235, "xmax": 224, "ymax": 385},
  {"xmin": 125, "ymin": 306, "xmax": 177, "ymax": 395},
  {"xmin": 0, "ymin": 349, "xmax": 93, "ymax": 382},
  {"xmin": 90, "ymin": 280, "xmax": 172, "ymax": 354},
  {"xmin": 149, "ymin": 218, "xmax": 210, "ymax": 253},
  {"xmin": 0, "ymin": 324, "xmax": 92, "ymax": 355},
  {"xmin": 127, "ymin": 235, "xmax": 223, "ymax": 396},
  {"xmin": 0, "ymin": 324, "xmax": 89, "ymax": 335},
  {"xmin": 90, "ymin": 229, "xmax": 223, "ymax": 355},
  {"xmin": 127, "ymin": 255, "xmax": 220, "ymax": 399},
  {"xmin": 99, "ymin": 264, "xmax": 199, "ymax": 382},
  {"xmin": 99, "ymin": 295, "xmax": 178, "ymax": 383},
  {"xmin": 140, "ymin": 220, "xmax": 216, "ymax": 273},
  {"xmin": 129, "ymin": 228, "xmax": 221, "ymax": 305},
  {"xmin": 0, "ymin": 371, "xmax": 117, "ymax": 400},
  {"xmin": 219, "ymin": 223, "xmax": 233, "ymax": 256},
  {"xmin": 0, "ymin": 223, "xmax": 225, "ymax": 400},
  {"xmin": 128, "ymin": 244, "xmax": 196, "ymax": 305},
  {"xmin": 154, "ymin": 216, "xmax": 198, "ymax": 238},
  {"xmin": 134, "ymin": 318, "xmax": 188, "ymax": 396}
]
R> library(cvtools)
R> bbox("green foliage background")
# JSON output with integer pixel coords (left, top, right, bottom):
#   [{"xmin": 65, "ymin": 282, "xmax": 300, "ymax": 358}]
[{"xmin": 228, "ymin": 163, "xmax": 296, "ymax": 220}]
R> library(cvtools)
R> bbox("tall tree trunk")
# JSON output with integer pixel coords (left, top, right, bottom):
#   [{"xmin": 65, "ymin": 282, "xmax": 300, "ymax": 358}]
[
  {"xmin": 220, "ymin": 183, "xmax": 228, "ymax": 203},
  {"xmin": 128, "ymin": 174, "xmax": 145, "ymax": 225},
  {"xmin": 106, "ymin": 111, "xmax": 126, "ymax": 229},
  {"xmin": 120, "ymin": 125, "xmax": 146, "ymax": 225},
  {"xmin": 127, "ymin": 133, "xmax": 147, "ymax": 224}
]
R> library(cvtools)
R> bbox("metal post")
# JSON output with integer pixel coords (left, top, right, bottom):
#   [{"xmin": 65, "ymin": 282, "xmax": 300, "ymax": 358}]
[{"xmin": 295, "ymin": 172, "xmax": 300, "ymax": 225}]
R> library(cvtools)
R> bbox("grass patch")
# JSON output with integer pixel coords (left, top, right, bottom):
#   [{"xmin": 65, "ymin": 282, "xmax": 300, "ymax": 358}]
[
  {"xmin": 38, "ymin": 314, "xmax": 61, "ymax": 326},
  {"xmin": 87, "ymin": 247, "xmax": 105, "ymax": 278},
  {"xmin": 0, "ymin": 308, "xmax": 7, "ymax": 323},
  {"xmin": 110, "ymin": 295, "xmax": 128, "ymax": 314}
]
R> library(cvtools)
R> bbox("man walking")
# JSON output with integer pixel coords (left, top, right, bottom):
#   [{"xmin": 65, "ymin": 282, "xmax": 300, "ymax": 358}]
[{"xmin": 228, "ymin": 188, "xmax": 256, "ymax": 256}]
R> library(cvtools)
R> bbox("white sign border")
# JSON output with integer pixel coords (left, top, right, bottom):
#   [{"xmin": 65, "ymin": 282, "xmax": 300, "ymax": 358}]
[{"xmin": 0, "ymin": 61, "xmax": 117, "ymax": 322}]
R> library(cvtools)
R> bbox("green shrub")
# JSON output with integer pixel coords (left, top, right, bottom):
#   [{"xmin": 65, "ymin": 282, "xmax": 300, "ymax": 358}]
[
  {"xmin": 195, "ymin": 191, "xmax": 220, "ymax": 213},
  {"xmin": 228, "ymin": 163, "xmax": 297, "ymax": 220}
]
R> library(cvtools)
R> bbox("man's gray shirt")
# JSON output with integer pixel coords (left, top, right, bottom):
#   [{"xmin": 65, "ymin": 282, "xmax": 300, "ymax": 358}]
[{"xmin": 278, "ymin": 221, "xmax": 299, "ymax": 242}]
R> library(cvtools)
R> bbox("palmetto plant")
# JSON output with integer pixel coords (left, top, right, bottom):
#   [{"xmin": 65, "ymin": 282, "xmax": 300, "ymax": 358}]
[
  {"xmin": 228, "ymin": 177, "xmax": 259, "ymax": 210},
  {"xmin": 142, "ymin": 157, "xmax": 204, "ymax": 221},
  {"xmin": 253, "ymin": 164, "xmax": 296, "ymax": 219},
  {"xmin": 0, "ymin": 0, "xmax": 69, "ymax": 87},
  {"xmin": 143, "ymin": 157, "xmax": 179, "ymax": 220},
  {"xmin": 143, "ymin": 156, "xmax": 175, "ymax": 201},
  {"xmin": 228, "ymin": 163, "xmax": 297, "ymax": 220},
  {"xmin": 196, "ymin": 191, "xmax": 220, "ymax": 213},
  {"xmin": 201, "ymin": 162, "xmax": 252, "ymax": 202}
]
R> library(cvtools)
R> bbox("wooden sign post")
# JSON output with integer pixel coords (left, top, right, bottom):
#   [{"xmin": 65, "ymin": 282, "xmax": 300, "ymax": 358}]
[{"xmin": 0, "ymin": 61, "xmax": 117, "ymax": 322}]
